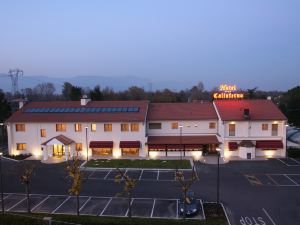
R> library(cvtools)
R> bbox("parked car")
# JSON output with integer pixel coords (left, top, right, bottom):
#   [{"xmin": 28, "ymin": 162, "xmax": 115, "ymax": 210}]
[{"xmin": 178, "ymin": 190, "xmax": 199, "ymax": 217}]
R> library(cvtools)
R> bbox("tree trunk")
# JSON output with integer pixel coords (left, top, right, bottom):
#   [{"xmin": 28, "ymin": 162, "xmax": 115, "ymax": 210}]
[
  {"xmin": 183, "ymin": 189, "xmax": 187, "ymax": 220},
  {"xmin": 76, "ymin": 194, "xmax": 80, "ymax": 216},
  {"xmin": 26, "ymin": 183, "xmax": 30, "ymax": 213},
  {"xmin": 128, "ymin": 193, "xmax": 132, "ymax": 218}
]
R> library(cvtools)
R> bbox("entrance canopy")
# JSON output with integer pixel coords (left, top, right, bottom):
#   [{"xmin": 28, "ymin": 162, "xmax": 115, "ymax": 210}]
[
  {"xmin": 41, "ymin": 135, "xmax": 75, "ymax": 146},
  {"xmin": 119, "ymin": 141, "xmax": 141, "ymax": 148}
]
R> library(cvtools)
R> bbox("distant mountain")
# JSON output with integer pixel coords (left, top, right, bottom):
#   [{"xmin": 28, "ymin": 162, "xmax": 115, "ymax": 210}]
[{"xmin": 0, "ymin": 75, "xmax": 197, "ymax": 93}]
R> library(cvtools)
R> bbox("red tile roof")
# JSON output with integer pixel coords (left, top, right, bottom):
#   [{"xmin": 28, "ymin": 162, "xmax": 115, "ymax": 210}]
[
  {"xmin": 147, "ymin": 135, "xmax": 220, "ymax": 145},
  {"xmin": 6, "ymin": 100, "xmax": 149, "ymax": 123},
  {"xmin": 147, "ymin": 102, "xmax": 218, "ymax": 121},
  {"xmin": 41, "ymin": 135, "xmax": 75, "ymax": 146},
  {"xmin": 214, "ymin": 100, "xmax": 287, "ymax": 121}
]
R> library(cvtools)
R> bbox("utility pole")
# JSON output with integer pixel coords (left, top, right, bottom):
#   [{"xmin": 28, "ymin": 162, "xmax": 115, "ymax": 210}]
[{"xmin": 8, "ymin": 69, "xmax": 23, "ymax": 95}]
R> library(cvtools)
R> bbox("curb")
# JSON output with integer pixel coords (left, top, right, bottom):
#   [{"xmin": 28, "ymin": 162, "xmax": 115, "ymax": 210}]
[
  {"xmin": 1, "ymin": 156, "xmax": 20, "ymax": 162},
  {"xmin": 81, "ymin": 167, "xmax": 193, "ymax": 171},
  {"xmin": 203, "ymin": 201, "xmax": 231, "ymax": 225}
]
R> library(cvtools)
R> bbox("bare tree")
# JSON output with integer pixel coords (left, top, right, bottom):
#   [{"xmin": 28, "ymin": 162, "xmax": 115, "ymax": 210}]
[
  {"xmin": 115, "ymin": 168, "xmax": 138, "ymax": 218},
  {"xmin": 66, "ymin": 156, "xmax": 82, "ymax": 216},
  {"xmin": 20, "ymin": 164, "xmax": 35, "ymax": 213},
  {"xmin": 175, "ymin": 166, "xmax": 198, "ymax": 220}
]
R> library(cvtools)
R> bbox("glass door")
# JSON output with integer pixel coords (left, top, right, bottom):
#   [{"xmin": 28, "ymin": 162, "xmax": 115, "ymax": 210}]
[{"xmin": 53, "ymin": 145, "xmax": 65, "ymax": 156}]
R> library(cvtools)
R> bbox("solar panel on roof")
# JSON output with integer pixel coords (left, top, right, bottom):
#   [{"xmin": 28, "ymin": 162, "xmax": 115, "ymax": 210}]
[{"xmin": 24, "ymin": 106, "xmax": 140, "ymax": 113}]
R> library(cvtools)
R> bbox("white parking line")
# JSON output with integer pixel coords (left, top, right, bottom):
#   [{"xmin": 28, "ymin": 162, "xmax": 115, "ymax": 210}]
[
  {"xmin": 150, "ymin": 198, "xmax": 156, "ymax": 218},
  {"xmin": 139, "ymin": 169, "xmax": 143, "ymax": 180},
  {"xmin": 176, "ymin": 199, "xmax": 178, "ymax": 219},
  {"xmin": 262, "ymin": 208, "xmax": 276, "ymax": 225},
  {"xmin": 104, "ymin": 169, "xmax": 112, "ymax": 179},
  {"xmin": 277, "ymin": 158, "xmax": 300, "ymax": 166},
  {"xmin": 7, "ymin": 197, "xmax": 26, "ymax": 211},
  {"xmin": 266, "ymin": 174, "xmax": 279, "ymax": 185},
  {"xmin": 200, "ymin": 199, "xmax": 205, "ymax": 220},
  {"xmin": 125, "ymin": 199, "xmax": 134, "ymax": 217},
  {"xmin": 289, "ymin": 158, "xmax": 300, "ymax": 165},
  {"xmin": 284, "ymin": 174, "xmax": 299, "ymax": 185},
  {"xmin": 31, "ymin": 195, "xmax": 50, "ymax": 211},
  {"xmin": 79, "ymin": 197, "xmax": 91, "ymax": 212},
  {"xmin": 52, "ymin": 196, "xmax": 71, "ymax": 214},
  {"xmin": 99, "ymin": 197, "xmax": 112, "ymax": 216},
  {"xmin": 88, "ymin": 170, "xmax": 95, "ymax": 178},
  {"xmin": 157, "ymin": 170, "xmax": 160, "ymax": 181}
]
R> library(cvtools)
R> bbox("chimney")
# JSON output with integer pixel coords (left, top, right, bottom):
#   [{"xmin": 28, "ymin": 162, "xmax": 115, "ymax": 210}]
[
  {"xmin": 81, "ymin": 95, "xmax": 91, "ymax": 106},
  {"xmin": 19, "ymin": 99, "xmax": 28, "ymax": 109},
  {"xmin": 267, "ymin": 96, "xmax": 272, "ymax": 100},
  {"xmin": 244, "ymin": 108, "xmax": 250, "ymax": 119}
]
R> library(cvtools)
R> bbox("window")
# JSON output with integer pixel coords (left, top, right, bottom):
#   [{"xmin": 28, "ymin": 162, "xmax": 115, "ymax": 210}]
[
  {"xmin": 262, "ymin": 124, "xmax": 268, "ymax": 131},
  {"xmin": 56, "ymin": 124, "xmax": 66, "ymax": 132},
  {"xmin": 121, "ymin": 123, "xmax": 129, "ymax": 132},
  {"xmin": 74, "ymin": 123, "xmax": 82, "ymax": 132},
  {"xmin": 104, "ymin": 124, "xmax": 112, "ymax": 132},
  {"xmin": 91, "ymin": 123, "xmax": 97, "ymax": 132},
  {"xmin": 40, "ymin": 129, "xmax": 46, "ymax": 137},
  {"xmin": 229, "ymin": 124, "xmax": 235, "ymax": 136},
  {"xmin": 149, "ymin": 123, "xmax": 161, "ymax": 129},
  {"xmin": 75, "ymin": 143, "xmax": 82, "ymax": 151},
  {"xmin": 272, "ymin": 124, "xmax": 278, "ymax": 136},
  {"xmin": 171, "ymin": 122, "xmax": 178, "ymax": 129},
  {"xmin": 131, "ymin": 123, "xmax": 139, "ymax": 132},
  {"xmin": 209, "ymin": 122, "xmax": 216, "ymax": 129},
  {"xmin": 15, "ymin": 124, "xmax": 25, "ymax": 132},
  {"xmin": 16, "ymin": 143, "xmax": 26, "ymax": 150}
]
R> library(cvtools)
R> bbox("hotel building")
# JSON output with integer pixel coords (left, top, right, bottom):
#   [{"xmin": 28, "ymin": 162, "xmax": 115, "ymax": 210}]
[{"xmin": 5, "ymin": 97, "xmax": 287, "ymax": 161}]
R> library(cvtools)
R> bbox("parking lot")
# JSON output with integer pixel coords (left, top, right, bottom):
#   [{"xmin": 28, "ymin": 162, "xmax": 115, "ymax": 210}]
[
  {"xmin": 276, "ymin": 157, "xmax": 300, "ymax": 166},
  {"xmin": 1, "ymin": 193, "xmax": 204, "ymax": 220},
  {"xmin": 82, "ymin": 169, "xmax": 199, "ymax": 182},
  {"xmin": 245, "ymin": 173, "xmax": 300, "ymax": 186}
]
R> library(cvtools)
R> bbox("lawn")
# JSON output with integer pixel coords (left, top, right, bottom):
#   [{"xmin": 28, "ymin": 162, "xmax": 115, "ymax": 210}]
[
  {"xmin": 0, "ymin": 213, "xmax": 228, "ymax": 225},
  {"xmin": 85, "ymin": 159, "xmax": 191, "ymax": 169}
]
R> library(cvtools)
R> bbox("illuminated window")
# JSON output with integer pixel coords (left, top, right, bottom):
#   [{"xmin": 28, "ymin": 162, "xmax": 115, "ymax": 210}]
[
  {"xmin": 262, "ymin": 124, "xmax": 268, "ymax": 131},
  {"xmin": 75, "ymin": 143, "xmax": 82, "ymax": 151},
  {"xmin": 131, "ymin": 123, "xmax": 139, "ymax": 132},
  {"xmin": 229, "ymin": 124, "xmax": 235, "ymax": 136},
  {"xmin": 15, "ymin": 124, "xmax": 25, "ymax": 132},
  {"xmin": 56, "ymin": 124, "xmax": 66, "ymax": 132},
  {"xmin": 40, "ymin": 129, "xmax": 46, "ymax": 137},
  {"xmin": 121, "ymin": 123, "xmax": 129, "ymax": 132},
  {"xmin": 16, "ymin": 143, "xmax": 26, "ymax": 150},
  {"xmin": 272, "ymin": 124, "xmax": 278, "ymax": 136},
  {"xmin": 149, "ymin": 123, "xmax": 161, "ymax": 129},
  {"xmin": 209, "ymin": 122, "xmax": 216, "ymax": 129},
  {"xmin": 74, "ymin": 123, "xmax": 82, "ymax": 132},
  {"xmin": 104, "ymin": 124, "xmax": 112, "ymax": 132},
  {"xmin": 91, "ymin": 123, "xmax": 97, "ymax": 132},
  {"xmin": 171, "ymin": 122, "xmax": 178, "ymax": 129}
]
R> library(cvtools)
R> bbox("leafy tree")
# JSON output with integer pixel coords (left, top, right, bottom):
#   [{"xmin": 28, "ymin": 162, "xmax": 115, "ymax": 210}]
[
  {"xmin": 246, "ymin": 87, "xmax": 258, "ymax": 99},
  {"xmin": 89, "ymin": 85, "xmax": 103, "ymax": 100},
  {"xmin": 0, "ymin": 89, "xmax": 11, "ymax": 123},
  {"xmin": 62, "ymin": 82, "xmax": 73, "ymax": 100},
  {"xmin": 279, "ymin": 86, "xmax": 300, "ymax": 126},
  {"xmin": 115, "ymin": 168, "xmax": 138, "ymax": 218},
  {"xmin": 33, "ymin": 82, "xmax": 56, "ymax": 100},
  {"xmin": 20, "ymin": 163, "xmax": 35, "ymax": 213},
  {"xmin": 125, "ymin": 86, "xmax": 147, "ymax": 100},
  {"xmin": 66, "ymin": 156, "xmax": 82, "ymax": 216},
  {"xmin": 70, "ymin": 86, "xmax": 82, "ymax": 101},
  {"xmin": 175, "ymin": 166, "xmax": 198, "ymax": 220}
]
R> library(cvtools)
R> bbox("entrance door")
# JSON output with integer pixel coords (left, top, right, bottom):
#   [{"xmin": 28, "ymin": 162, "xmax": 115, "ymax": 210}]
[
  {"xmin": 53, "ymin": 145, "xmax": 65, "ymax": 156},
  {"xmin": 247, "ymin": 153, "xmax": 251, "ymax": 159}
]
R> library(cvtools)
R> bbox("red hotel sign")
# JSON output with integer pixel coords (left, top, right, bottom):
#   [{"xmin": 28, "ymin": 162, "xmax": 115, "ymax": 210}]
[{"xmin": 213, "ymin": 84, "xmax": 244, "ymax": 99}]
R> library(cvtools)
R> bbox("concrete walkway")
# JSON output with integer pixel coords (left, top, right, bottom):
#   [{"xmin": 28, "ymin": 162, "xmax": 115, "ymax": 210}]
[{"xmin": 198, "ymin": 156, "xmax": 229, "ymax": 165}]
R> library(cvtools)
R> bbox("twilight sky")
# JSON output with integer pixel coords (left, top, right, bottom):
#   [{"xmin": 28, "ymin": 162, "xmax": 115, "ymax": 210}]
[{"xmin": 0, "ymin": 0, "xmax": 299, "ymax": 90}]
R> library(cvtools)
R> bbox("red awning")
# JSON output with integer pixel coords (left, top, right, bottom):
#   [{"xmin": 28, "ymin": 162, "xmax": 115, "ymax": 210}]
[
  {"xmin": 89, "ymin": 141, "xmax": 113, "ymax": 148},
  {"xmin": 228, "ymin": 142, "xmax": 238, "ymax": 150},
  {"xmin": 185, "ymin": 144, "xmax": 202, "ymax": 149},
  {"xmin": 148, "ymin": 144, "xmax": 166, "ymax": 150},
  {"xmin": 167, "ymin": 144, "xmax": 184, "ymax": 150},
  {"xmin": 256, "ymin": 140, "xmax": 283, "ymax": 149},
  {"xmin": 120, "ymin": 141, "xmax": 141, "ymax": 148}
]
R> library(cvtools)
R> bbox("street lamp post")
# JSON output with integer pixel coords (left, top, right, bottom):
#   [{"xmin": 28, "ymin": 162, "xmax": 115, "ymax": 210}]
[
  {"xmin": 0, "ymin": 123, "xmax": 4, "ymax": 153},
  {"xmin": 85, "ymin": 127, "xmax": 88, "ymax": 162},
  {"xmin": 216, "ymin": 148, "xmax": 221, "ymax": 208},
  {"xmin": 179, "ymin": 125, "xmax": 183, "ymax": 160},
  {"xmin": 0, "ymin": 152, "xmax": 4, "ymax": 213}
]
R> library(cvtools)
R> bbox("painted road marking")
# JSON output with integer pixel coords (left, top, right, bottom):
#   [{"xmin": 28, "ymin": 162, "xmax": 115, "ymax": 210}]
[
  {"xmin": 99, "ymin": 197, "xmax": 112, "ymax": 216},
  {"xmin": 289, "ymin": 158, "xmax": 300, "ymax": 165},
  {"xmin": 103, "ymin": 169, "xmax": 112, "ymax": 179},
  {"xmin": 79, "ymin": 197, "xmax": 91, "ymax": 212},
  {"xmin": 157, "ymin": 170, "xmax": 160, "ymax": 181},
  {"xmin": 125, "ymin": 199, "xmax": 134, "ymax": 217},
  {"xmin": 31, "ymin": 195, "xmax": 50, "ymax": 212},
  {"xmin": 176, "ymin": 199, "xmax": 179, "ymax": 219},
  {"xmin": 139, "ymin": 170, "xmax": 143, "ymax": 180},
  {"xmin": 277, "ymin": 158, "xmax": 300, "ymax": 167},
  {"xmin": 150, "ymin": 198, "xmax": 156, "ymax": 218},
  {"xmin": 7, "ymin": 197, "xmax": 26, "ymax": 211},
  {"xmin": 245, "ymin": 175, "xmax": 263, "ymax": 186},
  {"xmin": 51, "ymin": 196, "xmax": 71, "ymax": 214},
  {"xmin": 262, "ymin": 208, "xmax": 276, "ymax": 225},
  {"xmin": 284, "ymin": 174, "xmax": 299, "ymax": 185}
]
